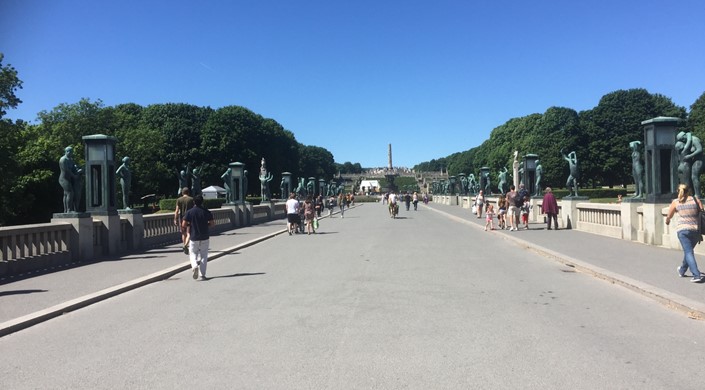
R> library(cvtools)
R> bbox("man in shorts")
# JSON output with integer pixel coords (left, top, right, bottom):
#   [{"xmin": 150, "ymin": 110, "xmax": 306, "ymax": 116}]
[
  {"xmin": 285, "ymin": 193, "xmax": 300, "ymax": 235},
  {"xmin": 174, "ymin": 187, "xmax": 194, "ymax": 254}
]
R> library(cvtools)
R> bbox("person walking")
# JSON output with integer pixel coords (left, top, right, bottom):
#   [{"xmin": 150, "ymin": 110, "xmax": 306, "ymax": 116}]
[
  {"xmin": 665, "ymin": 184, "xmax": 705, "ymax": 283},
  {"xmin": 542, "ymin": 187, "xmax": 559, "ymax": 230},
  {"xmin": 484, "ymin": 204, "xmax": 496, "ymax": 231},
  {"xmin": 404, "ymin": 192, "xmax": 411, "ymax": 211},
  {"xmin": 181, "ymin": 195, "xmax": 214, "ymax": 280},
  {"xmin": 412, "ymin": 192, "xmax": 419, "ymax": 211},
  {"xmin": 174, "ymin": 187, "xmax": 194, "ymax": 254},
  {"xmin": 496, "ymin": 195, "xmax": 507, "ymax": 230},
  {"xmin": 506, "ymin": 185, "xmax": 519, "ymax": 231},
  {"xmin": 304, "ymin": 196, "xmax": 316, "ymax": 235},
  {"xmin": 520, "ymin": 195, "xmax": 531, "ymax": 229},
  {"xmin": 285, "ymin": 193, "xmax": 300, "ymax": 235},
  {"xmin": 338, "ymin": 192, "xmax": 346, "ymax": 218},
  {"xmin": 315, "ymin": 195, "xmax": 323, "ymax": 218},
  {"xmin": 327, "ymin": 195, "xmax": 336, "ymax": 217},
  {"xmin": 475, "ymin": 190, "xmax": 484, "ymax": 219}
]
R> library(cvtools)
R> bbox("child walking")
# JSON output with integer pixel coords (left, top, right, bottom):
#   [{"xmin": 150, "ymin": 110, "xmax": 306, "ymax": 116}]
[
  {"xmin": 520, "ymin": 196, "xmax": 531, "ymax": 229},
  {"xmin": 485, "ymin": 204, "xmax": 496, "ymax": 231}
]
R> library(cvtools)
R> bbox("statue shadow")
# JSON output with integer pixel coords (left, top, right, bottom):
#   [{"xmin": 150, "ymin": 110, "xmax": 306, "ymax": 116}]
[{"xmin": 0, "ymin": 289, "xmax": 48, "ymax": 296}]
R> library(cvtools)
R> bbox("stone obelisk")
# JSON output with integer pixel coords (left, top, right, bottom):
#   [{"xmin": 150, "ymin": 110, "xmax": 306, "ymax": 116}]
[
  {"xmin": 385, "ymin": 143, "xmax": 398, "ymax": 192},
  {"xmin": 388, "ymin": 143, "xmax": 393, "ymax": 170}
]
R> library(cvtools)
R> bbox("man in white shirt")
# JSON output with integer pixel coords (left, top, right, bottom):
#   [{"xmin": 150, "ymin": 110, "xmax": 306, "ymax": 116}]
[{"xmin": 285, "ymin": 193, "xmax": 300, "ymax": 235}]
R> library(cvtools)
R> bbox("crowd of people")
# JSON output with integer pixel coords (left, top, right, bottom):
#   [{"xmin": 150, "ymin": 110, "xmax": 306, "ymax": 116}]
[{"xmin": 176, "ymin": 180, "xmax": 705, "ymax": 286}]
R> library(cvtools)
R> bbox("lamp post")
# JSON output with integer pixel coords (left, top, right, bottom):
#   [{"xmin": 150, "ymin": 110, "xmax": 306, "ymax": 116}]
[
  {"xmin": 229, "ymin": 162, "xmax": 246, "ymax": 204},
  {"xmin": 642, "ymin": 117, "xmax": 682, "ymax": 203}
]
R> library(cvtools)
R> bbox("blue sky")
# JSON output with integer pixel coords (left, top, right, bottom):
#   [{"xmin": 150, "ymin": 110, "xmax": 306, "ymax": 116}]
[{"xmin": 2, "ymin": 0, "xmax": 704, "ymax": 168}]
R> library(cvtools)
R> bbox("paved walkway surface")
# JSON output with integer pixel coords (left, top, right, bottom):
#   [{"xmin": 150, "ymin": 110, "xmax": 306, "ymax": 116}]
[{"xmin": 1, "ymin": 200, "xmax": 704, "ymax": 337}]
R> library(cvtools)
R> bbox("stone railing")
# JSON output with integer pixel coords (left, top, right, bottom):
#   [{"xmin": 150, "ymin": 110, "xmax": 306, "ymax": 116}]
[
  {"xmin": 431, "ymin": 194, "xmax": 702, "ymax": 255},
  {"xmin": 0, "ymin": 201, "xmax": 285, "ymax": 278},
  {"xmin": 0, "ymin": 223, "xmax": 72, "ymax": 276},
  {"xmin": 576, "ymin": 203, "xmax": 622, "ymax": 238}
]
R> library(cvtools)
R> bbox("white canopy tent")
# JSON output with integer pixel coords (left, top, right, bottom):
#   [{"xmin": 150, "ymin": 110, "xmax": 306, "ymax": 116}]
[{"xmin": 202, "ymin": 185, "xmax": 227, "ymax": 199}]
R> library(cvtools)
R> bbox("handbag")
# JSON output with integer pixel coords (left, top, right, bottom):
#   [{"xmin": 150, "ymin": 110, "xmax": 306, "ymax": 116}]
[
  {"xmin": 472, "ymin": 205, "xmax": 477, "ymax": 214},
  {"xmin": 313, "ymin": 219, "xmax": 319, "ymax": 230}
]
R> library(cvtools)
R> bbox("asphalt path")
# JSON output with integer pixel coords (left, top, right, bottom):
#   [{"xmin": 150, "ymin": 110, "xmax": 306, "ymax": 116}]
[{"xmin": 1, "ymin": 202, "xmax": 704, "ymax": 389}]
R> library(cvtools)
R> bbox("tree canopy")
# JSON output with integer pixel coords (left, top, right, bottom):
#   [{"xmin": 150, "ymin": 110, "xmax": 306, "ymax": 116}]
[{"xmin": 415, "ymin": 88, "xmax": 693, "ymax": 192}]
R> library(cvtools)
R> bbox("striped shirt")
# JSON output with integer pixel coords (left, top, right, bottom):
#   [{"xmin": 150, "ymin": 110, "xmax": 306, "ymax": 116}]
[{"xmin": 676, "ymin": 196, "xmax": 699, "ymax": 232}]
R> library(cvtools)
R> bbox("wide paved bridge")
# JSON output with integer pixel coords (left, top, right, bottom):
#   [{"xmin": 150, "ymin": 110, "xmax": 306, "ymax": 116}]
[{"xmin": 1, "ymin": 201, "xmax": 704, "ymax": 389}]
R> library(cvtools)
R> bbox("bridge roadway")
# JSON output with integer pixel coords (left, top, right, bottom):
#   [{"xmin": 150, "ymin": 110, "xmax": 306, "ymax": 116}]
[{"xmin": 1, "ymin": 201, "xmax": 705, "ymax": 388}]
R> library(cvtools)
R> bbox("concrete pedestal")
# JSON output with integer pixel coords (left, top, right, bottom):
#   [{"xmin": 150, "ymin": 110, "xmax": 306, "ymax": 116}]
[
  {"xmin": 223, "ymin": 204, "xmax": 241, "ymax": 227},
  {"xmin": 560, "ymin": 196, "xmax": 588, "ymax": 230},
  {"xmin": 640, "ymin": 202, "xmax": 668, "ymax": 245},
  {"xmin": 51, "ymin": 213, "xmax": 93, "ymax": 262},
  {"xmin": 241, "ymin": 202, "xmax": 253, "ymax": 226},
  {"xmin": 91, "ymin": 212, "xmax": 121, "ymax": 256},
  {"xmin": 620, "ymin": 198, "xmax": 642, "ymax": 241},
  {"xmin": 530, "ymin": 196, "xmax": 542, "ymax": 223},
  {"xmin": 119, "ymin": 209, "xmax": 143, "ymax": 250}
]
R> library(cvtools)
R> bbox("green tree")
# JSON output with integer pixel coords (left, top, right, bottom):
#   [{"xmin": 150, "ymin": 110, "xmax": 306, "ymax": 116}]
[
  {"xmin": 688, "ymin": 92, "xmax": 705, "ymax": 140},
  {"xmin": 299, "ymin": 145, "xmax": 335, "ymax": 180},
  {"xmin": 12, "ymin": 99, "xmax": 111, "ymax": 222},
  {"xmin": 0, "ymin": 53, "xmax": 23, "ymax": 118},
  {"xmin": 0, "ymin": 53, "xmax": 24, "ymax": 225},
  {"xmin": 579, "ymin": 89, "xmax": 686, "ymax": 187}
]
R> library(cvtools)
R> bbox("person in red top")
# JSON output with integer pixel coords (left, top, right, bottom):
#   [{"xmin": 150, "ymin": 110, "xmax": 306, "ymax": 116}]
[{"xmin": 541, "ymin": 187, "xmax": 559, "ymax": 230}]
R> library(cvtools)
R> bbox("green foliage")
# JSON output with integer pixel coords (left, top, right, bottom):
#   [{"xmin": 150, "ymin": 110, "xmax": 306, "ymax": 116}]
[
  {"xmin": 159, "ymin": 197, "xmax": 225, "ymax": 211},
  {"xmin": 299, "ymin": 145, "xmax": 336, "ymax": 179},
  {"xmin": 336, "ymin": 161, "xmax": 363, "ymax": 174},
  {"xmin": 5, "ymin": 96, "xmax": 340, "ymax": 224},
  {"xmin": 0, "ymin": 53, "xmax": 23, "ymax": 119},
  {"xmin": 159, "ymin": 198, "xmax": 177, "ymax": 211},
  {"xmin": 415, "ymin": 88, "xmax": 691, "ymax": 193}
]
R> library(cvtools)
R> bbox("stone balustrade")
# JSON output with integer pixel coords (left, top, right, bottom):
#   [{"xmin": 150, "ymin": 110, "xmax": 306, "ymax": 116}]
[
  {"xmin": 430, "ymin": 194, "xmax": 701, "ymax": 255},
  {"xmin": 0, "ymin": 201, "xmax": 285, "ymax": 278},
  {"xmin": 0, "ymin": 222, "xmax": 72, "ymax": 276}
]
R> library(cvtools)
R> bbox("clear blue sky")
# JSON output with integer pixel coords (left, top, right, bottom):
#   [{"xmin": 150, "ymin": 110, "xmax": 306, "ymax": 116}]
[{"xmin": 2, "ymin": 0, "xmax": 704, "ymax": 168}]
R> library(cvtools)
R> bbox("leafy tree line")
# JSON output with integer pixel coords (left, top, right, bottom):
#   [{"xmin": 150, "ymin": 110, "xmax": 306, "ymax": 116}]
[
  {"xmin": 415, "ymin": 88, "xmax": 705, "ymax": 192},
  {"xmin": 0, "ymin": 54, "xmax": 348, "ymax": 225}
]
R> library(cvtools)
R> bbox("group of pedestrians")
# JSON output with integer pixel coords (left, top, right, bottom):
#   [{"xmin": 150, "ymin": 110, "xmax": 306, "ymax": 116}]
[
  {"xmin": 471, "ymin": 182, "xmax": 704, "ymax": 285},
  {"xmin": 286, "ymin": 193, "xmax": 318, "ymax": 235},
  {"xmin": 173, "ymin": 180, "xmax": 705, "ymax": 287},
  {"xmin": 476, "ymin": 184, "xmax": 535, "ymax": 231}
]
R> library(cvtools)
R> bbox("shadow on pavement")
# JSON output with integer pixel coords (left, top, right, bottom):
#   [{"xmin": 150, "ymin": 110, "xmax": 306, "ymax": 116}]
[
  {"xmin": 0, "ymin": 289, "xmax": 48, "ymax": 296},
  {"xmin": 206, "ymin": 272, "xmax": 266, "ymax": 280}
]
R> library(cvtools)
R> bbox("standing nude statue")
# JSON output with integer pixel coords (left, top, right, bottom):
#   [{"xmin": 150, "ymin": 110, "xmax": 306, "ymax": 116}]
[
  {"xmin": 561, "ymin": 149, "xmax": 580, "ymax": 197},
  {"xmin": 59, "ymin": 146, "xmax": 84, "ymax": 213},
  {"xmin": 116, "ymin": 156, "xmax": 132, "ymax": 209},
  {"xmin": 629, "ymin": 141, "xmax": 645, "ymax": 199}
]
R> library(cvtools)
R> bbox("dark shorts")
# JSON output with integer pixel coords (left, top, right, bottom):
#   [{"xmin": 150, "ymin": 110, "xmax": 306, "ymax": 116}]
[{"xmin": 287, "ymin": 213, "xmax": 301, "ymax": 224}]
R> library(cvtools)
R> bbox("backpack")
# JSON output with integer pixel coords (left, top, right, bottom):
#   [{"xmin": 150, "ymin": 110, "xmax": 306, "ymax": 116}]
[{"xmin": 516, "ymin": 189, "xmax": 528, "ymax": 206}]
